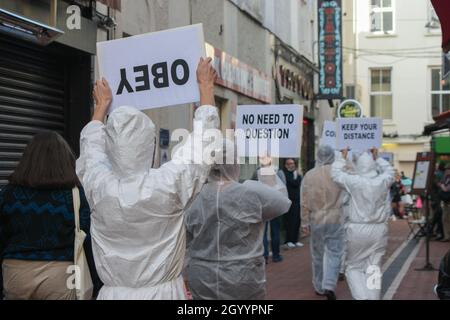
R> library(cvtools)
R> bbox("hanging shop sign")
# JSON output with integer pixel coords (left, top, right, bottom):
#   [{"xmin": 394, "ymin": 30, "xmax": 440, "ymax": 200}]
[
  {"xmin": 275, "ymin": 63, "xmax": 314, "ymax": 101},
  {"xmin": 337, "ymin": 99, "xmax": 363, "ymax": 118},
  {"xmin": 318, "ymin": 0, "xmax": 343, "ymax": 99}
]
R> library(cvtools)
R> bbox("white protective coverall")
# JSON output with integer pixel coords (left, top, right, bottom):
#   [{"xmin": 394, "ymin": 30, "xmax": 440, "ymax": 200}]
[
  {"xmin": 184, "ymin": 143, "xmax": 292, "ymax": 300},
  {"xmin": 331, "ymin": 152, "xmax": 395, "ymax": 300},
  {"xmin": 301, "ymin": 145, "xmax": 345, "ymax": 294},
  {"xmin": 76, "ymin": 105, "xmax": 219, "ymax": 300}
]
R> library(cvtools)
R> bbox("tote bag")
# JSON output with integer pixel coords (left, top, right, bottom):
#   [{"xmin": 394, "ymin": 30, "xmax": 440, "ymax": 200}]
[{"xmin": 72, "ymin": 187, "xmax": 94, "ymax": 300}]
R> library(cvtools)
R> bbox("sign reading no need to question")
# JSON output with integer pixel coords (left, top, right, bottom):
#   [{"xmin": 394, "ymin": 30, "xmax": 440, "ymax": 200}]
[
  {"xmin": 336, "ymin": 118, "xmax": 382, "ymax": 151},
  {"xmin": 236, "ymin": 105, "xmax": 303, "ymax": 158},
  {"xmin": 97, "ymin": 24, "xmax": 206, "ymax": 112}
]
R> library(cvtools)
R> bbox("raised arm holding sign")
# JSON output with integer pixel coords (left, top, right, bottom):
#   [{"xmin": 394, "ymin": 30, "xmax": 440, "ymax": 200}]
[
  {"xmin": 336, "ymin": 118, "xmax": 382, "ymax": 151},
  {"xmin": 76, "ymin": 57, "xmax": 220, "ymax": 300}
]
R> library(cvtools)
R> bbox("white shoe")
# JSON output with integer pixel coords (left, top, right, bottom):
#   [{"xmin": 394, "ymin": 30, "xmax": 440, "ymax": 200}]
[
  {"xmin": 295, "ymin": 242, "xmax": 304, "ymax": 247},
  {"xmin": 287, "ymin": 242, "xmax": 296, "ymax": 248}
]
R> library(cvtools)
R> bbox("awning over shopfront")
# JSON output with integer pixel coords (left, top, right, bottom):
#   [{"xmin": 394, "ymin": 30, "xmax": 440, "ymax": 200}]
[
  {"xmin": 431, "ymin": 0, "xmax": 450, "ymax": 53},
  {"xmin": 424, "ymin": 111, "xmax": 450, "ymax": 135}
]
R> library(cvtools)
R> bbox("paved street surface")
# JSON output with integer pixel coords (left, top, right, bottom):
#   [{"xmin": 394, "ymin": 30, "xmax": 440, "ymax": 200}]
[{"xmin": 266, "ymin": 220, "xmax": 450, "ymax": 300}]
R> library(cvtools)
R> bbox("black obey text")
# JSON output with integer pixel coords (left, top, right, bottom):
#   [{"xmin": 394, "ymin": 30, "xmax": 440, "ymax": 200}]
[{"xmin": 116, "ymin": 59, "xmax": 190, "ymax": 95}]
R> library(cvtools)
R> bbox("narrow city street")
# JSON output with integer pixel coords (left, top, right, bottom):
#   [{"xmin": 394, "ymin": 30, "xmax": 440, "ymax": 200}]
[
  {"xmin": 1, "ymin": 0, "xmax": 450, "ymax": 306},
  {"xmin": 266, "ymin": 220, "xmax": 450, "ymax": 300}
]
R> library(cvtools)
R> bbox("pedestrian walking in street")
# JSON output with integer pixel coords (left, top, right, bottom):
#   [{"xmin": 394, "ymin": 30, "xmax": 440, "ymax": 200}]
[
  {"xmin": 279, "ymin": 158, "xmax": 303, "ymax": 248},
  {"xmin": 437, "ymin": 164, "xmax": 450, "ymax": 242},
  {"xmin": 390, "ymin": 172, "xmax": 405, "ymax": 219},
  {"xmin": 76, "ymin": 58, "xmax": 220, "ymax": 300},
  {"xmin": 331, "ymin": 148, "xmax": 395, "ymax": 300},
  {"xmin": 301, "ymin": 145, "xmax": 345, "ymax": 300},
  {"xmin": 430, "ymin": 162, "xmax": 445, "ymax": 241},
  {"xmin": 252, "ymin": 157, "xmax": 288, "ymax": 264},
  {"xmin": 0, "ymin": 132, "xmax": 100, "ymax": 300},
  {"xmin": 184, "ymin": 141, "xmax": 291, "ymax": 300}
]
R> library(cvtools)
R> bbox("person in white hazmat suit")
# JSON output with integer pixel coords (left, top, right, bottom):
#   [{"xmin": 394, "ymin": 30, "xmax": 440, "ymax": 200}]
[
  {"xmin": 331, "ymin": 148, "xmax": 395, "ymax": 300},
  {"xmin": 184, "ymin": 143, "xmax": 292, "ymax": 300},
  {"xmin": 301, "ymin": 145, "xmax": 345, "ymax": 300},
  {"xmin": 76, "ymin": 58, "xmax": 220, "ymax": 300}
]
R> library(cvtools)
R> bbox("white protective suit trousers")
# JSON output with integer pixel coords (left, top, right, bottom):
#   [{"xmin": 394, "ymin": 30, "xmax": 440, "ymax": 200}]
[
  {"xmin": 96, "ymin": 276, "xmax": 187, "ymax": 300},
  {"xmin": 345, "ymin": 223, "xmax": 388, "ymax": 300},
  {"xmin": 310, "ymin": 224, "xmax": 345, "ymax": 293}
]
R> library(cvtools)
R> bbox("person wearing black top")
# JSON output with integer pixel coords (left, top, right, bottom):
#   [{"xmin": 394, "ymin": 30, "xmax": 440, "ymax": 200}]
[
  {"xmin": 0, "ymin": 131, "xmax": 101, "ymax": 300},
  {"xmin": 279, "ymin": 158, "xmax": 303, "ymax": 248}
]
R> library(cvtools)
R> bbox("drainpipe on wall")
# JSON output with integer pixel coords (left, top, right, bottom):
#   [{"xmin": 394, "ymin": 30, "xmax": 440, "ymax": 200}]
[{"xmin": 50, "ymin": 0, "xmax": 58, "ymax": 27}]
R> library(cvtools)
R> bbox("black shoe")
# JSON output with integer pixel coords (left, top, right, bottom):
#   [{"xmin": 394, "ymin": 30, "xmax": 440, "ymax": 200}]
[
  {"xmin": 338, "ymin": 273, "xmax": 346, "ymax": 281},
  {"xmin": 264, "ymin": 256, "xmax": 269, "ymax": 265},
  {"xmin": 324, "ymin": 290, "xmax": 336, "ymax": 300},
  {"xmin": 272, "ymin": 255, "xmax": 283, "ymax": 263}
]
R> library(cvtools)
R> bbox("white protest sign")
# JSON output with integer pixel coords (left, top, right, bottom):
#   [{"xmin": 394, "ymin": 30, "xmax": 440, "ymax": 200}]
[
  {"xmin": 97, "ymin": 24, "xmax": 206, "ymax": 111},
  {"xmin": 337, "ymin": 117, "xmax": 382, "ymax": 151},
  {"xmin": 320, "ymin": 121, "xmax": 337, "ymax": 149},
  {"xmin": 236, "ymin": 105, "xmax": 303, "ymax": 158}
]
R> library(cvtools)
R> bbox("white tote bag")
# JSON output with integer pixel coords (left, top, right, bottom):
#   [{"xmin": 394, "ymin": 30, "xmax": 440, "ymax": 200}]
[{"xmin": 72, "ymin": 187, "xmax": 94, "ymax": 300}]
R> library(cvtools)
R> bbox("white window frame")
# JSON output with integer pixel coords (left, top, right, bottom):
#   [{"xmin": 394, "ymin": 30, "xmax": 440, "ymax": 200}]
[
  {"xmin": 370, "ymin": 0, "xmax": 395, "ymax": 34},
  {"xmin": 430, "ymin": 67, "xmax": 450, "ymax": 117},
  {"xmin": 370, "ymin": 68, "xmax": 393, "ymax": 120}
]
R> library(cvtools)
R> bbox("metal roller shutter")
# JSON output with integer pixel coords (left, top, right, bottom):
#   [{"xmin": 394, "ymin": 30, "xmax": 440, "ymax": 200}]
[{"xmin": 0, "ymin": 36, "xmax": 66, "ymax": 186}]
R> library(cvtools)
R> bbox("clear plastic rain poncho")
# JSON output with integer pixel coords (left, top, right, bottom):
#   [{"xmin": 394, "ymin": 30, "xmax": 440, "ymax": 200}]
[
  {"xmin": 76, "ymin": 105, "xmax": 219, "ymax": 300},
  {"xmin": 301, "ymin": 145, "xmax": 345, "ymax": 294},
  {"xmin": 184, "ymin": 140, "xmax": 292, "ymax": 300},
  {"xmin": 331, "ymin": 151, "xmax": 395, "ymax": 300},
  {"xmin": 301, "ymin": 145, "xmax": 345, "ymax": 226}
]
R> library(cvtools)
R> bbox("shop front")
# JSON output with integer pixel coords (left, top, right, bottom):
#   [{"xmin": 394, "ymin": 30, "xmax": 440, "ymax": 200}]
[
  {"xmin": 206, "ymin": 43, "xmax": 273, "ymax": 180},
  {"xmin": 0, "ymin": 1, "xmax": 107, "ymax": 186},
  {"xmin": 274, "ymin": 42, "xmax": 317, "ymax": 172}
]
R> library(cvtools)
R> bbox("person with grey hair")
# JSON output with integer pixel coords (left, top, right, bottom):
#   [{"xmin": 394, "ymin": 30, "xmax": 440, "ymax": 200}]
[
  {"xmin": 184, "ymin": 140, "xmax": 291, "ymax": 300},
  {"xmin": 301, "ymin": 145, "xmax": 345, "ymax": 300}
]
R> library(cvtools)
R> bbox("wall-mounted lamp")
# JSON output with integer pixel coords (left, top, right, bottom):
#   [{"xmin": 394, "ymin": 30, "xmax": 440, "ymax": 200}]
[{"xmin": 0, "ymin": 8, "xmax": 64, "ymax": 46}]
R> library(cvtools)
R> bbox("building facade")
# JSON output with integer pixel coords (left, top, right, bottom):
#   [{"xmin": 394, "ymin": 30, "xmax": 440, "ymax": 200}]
[
  {"xmin": 343, "ymin": 0, "xmax": 446, "ymax": 175},
  {"xmin": 107, "ymin": 0, "xmax": 335, "ymax": 176},
  {"xmin": 0, "ymin": 0, "xmax": 336, "ymax": 186},
  {"xmin": 0, "ymin": 0, "xmax": 103, "ymax": 186}
]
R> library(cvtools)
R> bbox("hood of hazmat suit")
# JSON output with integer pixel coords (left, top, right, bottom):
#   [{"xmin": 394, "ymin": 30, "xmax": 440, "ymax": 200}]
[
  {"xmin": 184, "ymin": 140, "xmax": 291, "ymax": 300},
  {"xmin": 331, "ymin": 151, "xmax": 395, "ymax": 300},
  {"xmin": 301, "ymin": 145, "xmax": 345, "ymax": 226},
  {"xmin": 76, "ymin": 105, "xmax": 219, "ymax": 300}
]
